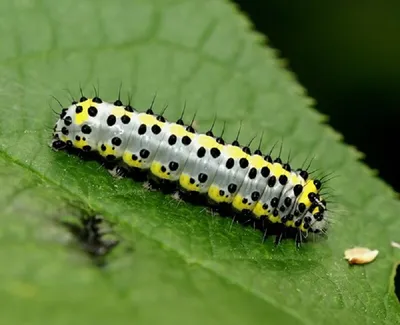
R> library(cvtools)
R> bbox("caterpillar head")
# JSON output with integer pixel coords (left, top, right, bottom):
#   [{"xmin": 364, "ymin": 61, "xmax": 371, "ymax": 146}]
[
  {"xmin": 309, "ymin": 199, "xmax": 328, "ymax": 234},
  {"xmin": 288, "ymin": 174, "xmax": 329, "ymax": 234}
]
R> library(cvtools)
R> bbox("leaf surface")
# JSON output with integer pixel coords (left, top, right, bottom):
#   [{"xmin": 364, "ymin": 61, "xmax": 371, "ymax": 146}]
[{"xmin": 0, "ymin": 0, "xmax": 399, "ymax": 324}]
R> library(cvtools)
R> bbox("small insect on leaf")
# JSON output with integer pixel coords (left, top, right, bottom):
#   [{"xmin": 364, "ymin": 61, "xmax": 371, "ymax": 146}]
[{"xmin": 344, "ymin": 247, "xmax": 379, "ymax": 265}]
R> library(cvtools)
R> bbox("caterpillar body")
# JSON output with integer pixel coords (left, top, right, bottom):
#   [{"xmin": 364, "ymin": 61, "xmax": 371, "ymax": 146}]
[{"xmin": 51, "ymin": 94, "xmax": 329, "ymax": 246}]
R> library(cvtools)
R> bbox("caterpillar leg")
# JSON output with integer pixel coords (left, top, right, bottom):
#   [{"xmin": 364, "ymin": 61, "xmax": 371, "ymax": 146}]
[
  {"xmin": 229, "ymin": 214, "xmax": 238, "ymax": 232},
  {"xmin": 239, "ymin": 210, "xmax": 256, "ymax": 229},
  {"xmin": 260, "ymin": 216, "xmax": 269, "ymax": 243},
  {"xmin": 295, "ymin": 230, "xmax": 303, "ymax": 248},
  {"xmin": 262, "ymin": 228, "xmax": 269, "ymax": 244},
  {"xmin": 169, "ymin": 190, "xmax": 186, "ymax": 208},
  {"xmin": 107, "ymin": 163, "xmax": 129, "ymax": 179},
  {"xmin": 274, "ymin": 224, "xmax": 286, "ymax": 246},
  {"xmin": 143, "ymin": 180, "xmax": 158, "ymax": 192},
  {"xmin": 171, "ymin": 190, "xmax": 183, "ymax": 201},
  {"xmin": 274, "ymin": 228, "xmax": 284, "ymax": 246}
]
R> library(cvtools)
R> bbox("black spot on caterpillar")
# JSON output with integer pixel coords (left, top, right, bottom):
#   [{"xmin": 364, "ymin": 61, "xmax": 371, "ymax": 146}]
[{"xmin": 51, "ymin": 93, "xmax": 330, "ymax": 247}]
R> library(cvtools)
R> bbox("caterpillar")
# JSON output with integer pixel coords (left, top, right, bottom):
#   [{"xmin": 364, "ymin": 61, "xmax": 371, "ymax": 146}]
[{"xmin": 51, "ymin": 92, "xmax": 329, "ymax": 247}]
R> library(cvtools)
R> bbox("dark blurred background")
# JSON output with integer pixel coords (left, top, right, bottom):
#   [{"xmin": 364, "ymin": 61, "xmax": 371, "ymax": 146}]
[{"xmin": 234, "ymin": 0, "xmax": 400, "ymax": 192}]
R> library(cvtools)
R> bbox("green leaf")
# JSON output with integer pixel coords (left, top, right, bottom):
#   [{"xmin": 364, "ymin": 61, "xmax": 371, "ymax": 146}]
[{"xmin": 0, "ymin": 0, "xmax": 399, "ymax": 324}]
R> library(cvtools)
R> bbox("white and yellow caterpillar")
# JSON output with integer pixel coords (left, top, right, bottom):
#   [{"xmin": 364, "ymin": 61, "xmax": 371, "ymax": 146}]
[{"xmin": 51, "ymin": 94, "xmax": 329, "ymax": 246}]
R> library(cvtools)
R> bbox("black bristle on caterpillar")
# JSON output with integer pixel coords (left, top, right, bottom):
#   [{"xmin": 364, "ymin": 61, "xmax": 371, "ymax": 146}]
[{"xmin": 50, "ymin": 91, "xmax": 330, "ymax": 248}]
